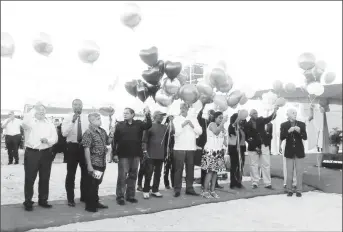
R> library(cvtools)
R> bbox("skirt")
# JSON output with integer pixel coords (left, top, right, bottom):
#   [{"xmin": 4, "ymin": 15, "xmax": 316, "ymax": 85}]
[{"xmin": 201, "ymin": 149, "xmax": 226, "ymax": 173}]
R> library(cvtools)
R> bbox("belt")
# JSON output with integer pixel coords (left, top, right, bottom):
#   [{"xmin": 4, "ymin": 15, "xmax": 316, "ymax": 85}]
[{"xmin": 26, "ymin": 147, "xmax": 51, "ymax": 152}]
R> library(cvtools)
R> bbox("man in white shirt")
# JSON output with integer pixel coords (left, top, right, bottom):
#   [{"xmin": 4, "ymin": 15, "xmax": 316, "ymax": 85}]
[
  {"xmin": 1, "ymin": 111, "xmax": 23, "ymax": 165},
  {"xmin": 21, "ymin": 103, "xmax": 58, "ymax": 211},
  {"xmin": 171, "ymin": 103, "xmax": 202, "ymax": 197},
  {"xmin": 62, "ymin": 99, "xmax": 90, "ymax": 207}
]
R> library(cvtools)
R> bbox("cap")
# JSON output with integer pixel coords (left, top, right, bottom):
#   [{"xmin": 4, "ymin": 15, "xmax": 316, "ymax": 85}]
[{"xmin": 153, "ymin": 110, "xmax": 167, "ymax": 118}]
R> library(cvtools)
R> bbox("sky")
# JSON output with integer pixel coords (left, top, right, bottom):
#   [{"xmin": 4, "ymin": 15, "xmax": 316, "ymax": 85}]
[{"xmin": 1, "ymin": 1, "xmax": 342, "ymax": 111}]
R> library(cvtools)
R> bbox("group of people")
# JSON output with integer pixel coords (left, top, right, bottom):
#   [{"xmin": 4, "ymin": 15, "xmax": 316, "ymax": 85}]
[{"xmin": 2, "ymin": 97, "xmax": 308, "ymax": 213}]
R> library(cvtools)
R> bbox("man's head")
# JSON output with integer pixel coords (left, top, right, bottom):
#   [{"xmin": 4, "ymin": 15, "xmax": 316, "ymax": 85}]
[
  {"xmin": 180, "ymin": 103, "xmax": 190, "ymax": 117},
  {"xmin": 123, "ymin": 108, "xmax": 135, "ymax": 121},
  {"xmin": 72, "ymin": 99, "xmax": 83, "ymax": 114},
  {"xmin": 249, "ymin": 109, "xmax": 258, "ymax": 120},
  {"xmin": 88, "ymin": 112, "xmax": 102, "ymax": 127},
  {"xmin": 287, "ymin": 108, "xmax": 297, "ymax": 121},
  {"xmin": 153, "ymin": 111, "xmax": 166, "ymax": 124},
  {"xmin": 8, "ymin": 111, "xmax": 15, "ymax": 120},
  {"xmin": 34, "ymin": 104, "xmax": 46, "ymax": 120},
  {"xmin": 54, "ymin": 118, "xmax": 60, "ymax": 127}
]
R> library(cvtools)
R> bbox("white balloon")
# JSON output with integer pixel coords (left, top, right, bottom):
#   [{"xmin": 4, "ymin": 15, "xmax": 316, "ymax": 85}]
[
  {"xmin": 32, "ymin": 32, "xmax": 53, "ymax": 57},
  {"xmin": 1, "ymin": 32, "xmax": 15, "ymax": 58},
  {"xmin": 298, "ymin": 52, "xmax": 316, "ymax": 70},
  {"xmin": 307, "ymin": 82, "xmax": 324, "ymax": 96},
  {"xmin": 324, "ymin": 72, "xmax": 336, "ymax": 84},
  {"xmin": 120, "ymin": 2, "xmax": 142, "ymax": 29},
  {"xmin": 241, "ymin": 86, "xmax": 256, "ymax": 99}
]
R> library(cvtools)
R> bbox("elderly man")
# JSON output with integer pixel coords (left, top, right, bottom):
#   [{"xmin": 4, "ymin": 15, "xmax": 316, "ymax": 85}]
[
  {"xmin": 171, "ymin": 103, "xmax": 202, "ymax": 197},
  {"xmin": 280, "ymin": 108, "xmax": 307, "ymax": 197},
  {"xmin": 62, "ymin": 99, "xmax": 89, "ymax": 207},
  {"xmin": 245, "ymin": 107, "xmax": 278, "ymax": 189},
  {"xmin": 1, "ymin": 111, "xmax": 23, "ymax": 165},
  {"xmin": 21, "ymin": 103, "xmax": 58, "ymax": 211},
  {"xmin": 112, "ymin": 107, "xmax": 152, "ymax": 206}
]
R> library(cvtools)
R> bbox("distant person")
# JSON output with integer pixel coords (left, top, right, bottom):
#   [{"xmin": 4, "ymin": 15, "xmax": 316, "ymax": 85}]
[
  {"xmin": 1, "ymin": 111, "xmax": 22, "ymax": 164},
  {"xmin": 280, "ymin": 108, "xmax": 307, "ymax": 197}
]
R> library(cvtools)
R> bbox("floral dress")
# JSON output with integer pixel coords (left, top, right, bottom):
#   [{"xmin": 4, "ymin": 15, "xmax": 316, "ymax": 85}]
[{"xmin": 201, "ymin": 123, "xmax": 227, "ymax": 172}]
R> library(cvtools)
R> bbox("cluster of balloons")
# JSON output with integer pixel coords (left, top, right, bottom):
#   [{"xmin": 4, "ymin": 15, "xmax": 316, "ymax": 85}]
[
  {"xmin": 272, "ymin": 80, "xmax": 297, "ymax": 95},
  {"xmin": 262, "ymin": 91, "xmax": 286, "ymax": 111}
]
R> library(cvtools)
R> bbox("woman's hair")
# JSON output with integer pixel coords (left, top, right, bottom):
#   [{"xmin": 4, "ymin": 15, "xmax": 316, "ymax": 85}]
[
  {"xmin": 211, "ymin": 111, "xmax": 223, "ymax": 123},
  {"xmin": 230, "ymin": 113, "xmax": 238, "ymax": 125}
]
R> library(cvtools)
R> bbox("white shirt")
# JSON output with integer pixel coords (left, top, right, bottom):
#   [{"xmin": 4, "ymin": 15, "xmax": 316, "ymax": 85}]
[
  {"xmin": 205, "ymin": 124, "xmax": 226, "ymax": 151},
  {"xmin": 62, "ymin": 113, "xmax": 89, "ymax": 143},
  {"xmin": 2, "ymin": 118, "xmax": 22, "ymax": 136},
  {"xmin": 173, "ymin": 115, "xmax": 202, "ymax": 151},
  {"xmin": 22, "ymin": 111, "xmax": 58, "ymax": 149}
]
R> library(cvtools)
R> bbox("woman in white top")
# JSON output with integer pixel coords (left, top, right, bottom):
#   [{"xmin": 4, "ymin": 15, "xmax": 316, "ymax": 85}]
[{"xmin": 201, "ymin": 111, "xmax": 228, "ymax": 199}]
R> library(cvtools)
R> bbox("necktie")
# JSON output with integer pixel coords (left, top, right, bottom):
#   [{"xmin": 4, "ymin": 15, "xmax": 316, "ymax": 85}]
[{"xmin": 77, "ymin": 116, "xmax": 82, "ymax": 143}]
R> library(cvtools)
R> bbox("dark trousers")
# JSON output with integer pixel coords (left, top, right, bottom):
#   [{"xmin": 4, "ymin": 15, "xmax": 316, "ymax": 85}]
[
  {"xmin": 24, "ymin": 148, "xmax": 53, "ymax": 204},
  {"xmin": 229, "ymin": 145, "xmax": 246, "ymax": 187},
  {"xmin": 116, "ymin": 157, "xmax": 140, "ymax": 200},
  {"xmin": 173, "ymin": 150, "xmax": 195, "ymax": 193},
  {"xmin": 85, "ymin": 165, "xmax": 105, "ymax": 209},
  {"xmin": 65, "ymin": 143, "xmax": 87, "ymax": 202},
  {"xmin": 164, "ymin": 152, "xmax": 174, "ymax": 188},
  {"xmin": 52, "ymin": 144, "xmax": 67, "ymax": 162},
  {"xmin": 5, "ymin": 134, "xmax": 21, "ymax": 163},
  {"xmin": 143, "ymin": 159, "xmax": 163, "ymax": 193},
  {"xmin": 137, "ymin": 158, "xmax": 145, "ymax": 187}
]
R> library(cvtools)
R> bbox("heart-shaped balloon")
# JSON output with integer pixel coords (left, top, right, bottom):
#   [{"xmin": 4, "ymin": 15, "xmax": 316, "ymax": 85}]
[
  {"xmin": 33, "ymin": 32, "xmax": 53, "ymax": 57},
  {"xmin": 120, "ymin": 2, "xmax": 142, "ymax": 29},
  {"xmin": 196, "ymin": 81, "xmax": 213, "ymax": 97},
  {"xmin": 227, "ymin": 90, "xmax": 242, "ymax": 107},
  {"xmin": 78, "ymin": 40, "xmax": 100, "ymax": 64},
  {"xmin": 303, "ymin": 69, "xmax": 316, "ymax": 83},
  {"xmin": 272, "ymin": 80, "xmax": 283, "ymax": 93},
  {"xmin": 311, "ymin": 66, "xmax": 324, "ymax": 82},
  {"xmin": 136, "ymin": 80, "xmax": 149, "ymax": 102},
  {"xmin": 209, "ymin": 68, "xmax": 227, "ymax": 88},
  {"xmin": 155, "ymin": 89, "xmax": 174, "ymax": 107},
  {"xmin": 139, "ymin": 47, "xmax": 158, "ymax": 67},
  {"xmin": 163, "ymin": 78, "xmax": 181, "ymax": 95},
  {"xmin": 124, "ymin": 81, "xmax": 138, "ymax": 97},
  {"xmin": 324, "ymin": 72, "xmax": 336, "ymax": 84},
  {"xmin": 239, "ymin": 94, "xmax": 248, "ymax": 105},
  {"xmin": 176, "ymin": 70, "xmax": 188, "ymax": 85},
  {"xmin": 156, "ymin": 60, "xmax": 165, "ymax": 75},
  {"xmin": 1, "ymin": 32, "xmax": 15, "ymax": 58},
  {"xmin": 179, "ymin": 84, "xmax": 199, "ymax": 105},
  {"xmin": 217, "ymin": 78, "xmax": 233, "ymax": 93},
  {"xmin": 165, "ymin": 61, "xmax": 182, "ymax": 80},
  {"xmin": 213, "ymin": 95, "xmax": 228, "ymax": 112},
  {"xmin": 142, "ymin": 66, "xmax": 162, "ymax": 85},
  {"xmin": 298, "ymin": 52, "xmax": 316, "ymax": 70},
  {"xmin": 198, "ymin": 93, "xmax": 213, "ymax": 105},
  {"xmin": 146, "ymin": 83, "xmax": 161, "ymax": 100},
  {"xmin": 284, "ymin": 83, "xmax": 296, "ymax": 93}
]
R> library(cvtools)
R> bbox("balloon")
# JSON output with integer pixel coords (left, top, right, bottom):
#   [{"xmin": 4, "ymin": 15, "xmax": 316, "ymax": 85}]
[
  {"xmin": 33, "ymin": 32, "xmax": 53, "ymax": 57},
  {"xmin": 146, "ymin": 83, "xmax": 160, "ymax": 100},
  {"xmin": 239, "ymin": 94, "xmax": 248, "ymax": 105},
  {"xmin": 319, "ymin": 98, "xmax": 329, "ymax": 107},
  {"xmin": 227, "ymin": 90, "xmax": 242, "ymax": 107},
  {"xmin": 78, "ymin": 40, "xmax": 100, "ymax": 64},
  {"xmin": 320, "ymin": 106, "xmax": 325, "ymax": 113},
  {"xmin": 142, "ymin": 66, "xmax": 162, "ymax": 85},
  {"xmin": 209, "ymin": 68, "xmax": 227, "ymax": 88},
  {"xmin": 298, "ymin": 52, "xmax": 316, "ymax": 70},
  {"xmin": 1, "ymin": 32, "xmax": 15, "ymax": 58},
  {"xmin": 213, "ymin": 95, "xmax": 228, "ymax": 112},
  {"xmin": 196, "ymin": 81, "xmax": 213, "ymax": 97},
  {"xmin": 136, "ymin": 81, "xmax": 149, "ymax": 102},
  {"xmin": 198, "ymin": 94, "xmax": 213, "ymax": 105},
  {"xmin": 311, "ymin": 66, "xmax": 324, "ymax": 82},
  {"xmin": 177, "ymin": 70, "xmax": 188, "ymax": 85},
  {"xmin": 163, "ymin": 78, "xmax": 181, "ymax": 95},
  {"xmin": 275, "ymin": 97, "xmax": 286, "ymax": 107},
  {"xmin": 272, "ymin": 80, "xmax": 283, "ymax": 93},
  {"xmin": 284, "ymin": 83, "xmax": 296, "ymax": 93},
  {"xmin": 139, "ymin": 46, "xmax": 158, "ymax": 67},
  {"xmin": 165, "ymin": 61, "xmax": 182, "ymax": 80},
  {"xmin": 238, "ymin": 109, "xmax": 249, "ymax": 120},
  {"xmin": 156, "ymin": 60, "xmax": 165, "ymax": 75},
  {"xmin": 124, "ymin": 80, "xmax": 138, "ymax": 97},
  {"xmin": 99, "ymin": 107, "xmax": 115, "ymax": 116},
  {"xmin": 262, "ymin": 91, "xmax": 278, "ymax": 105},
  {"xmin": 179, "ymin": 84, "xmax": 199, "ymax": 105},
  {"xmin": 324, "ymin": 72, "xmax": 336, "ymax": 84},
  {"xmin": 120, "ymin": 2, "xmax": 142, "ymax": 29},
  {"xmin": 241, "ymin": 86, "xmax": 256, "ymax": 99},
  {"xmin": 155, "ymin": 89, "xmax": 174, "ymax": 107},
  {"xmin": 307, "ymin": 82, "xmax": 324, "ymax": 96},
  {"xmin": 217, "ymin": 77, "xmax": 233, "ymax": 93}
]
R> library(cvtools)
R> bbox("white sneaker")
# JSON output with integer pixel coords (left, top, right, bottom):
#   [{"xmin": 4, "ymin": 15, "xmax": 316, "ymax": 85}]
[
  {"xmin": 143, "ymin": 192, "xmax": 150, "ymax": 199},
  {"xmin": 151, "ymin": 192, "xmax": 163, "ymax": 197}
]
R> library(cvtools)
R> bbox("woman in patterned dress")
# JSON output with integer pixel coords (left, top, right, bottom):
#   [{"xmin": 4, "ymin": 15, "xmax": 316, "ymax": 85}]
[{"xmin": 201, "ymin": 111, "xmax": 228, "ymax": 199}]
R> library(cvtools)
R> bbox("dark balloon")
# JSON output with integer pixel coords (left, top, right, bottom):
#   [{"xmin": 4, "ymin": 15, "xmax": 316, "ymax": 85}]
[
  {"xmin": 136, "ymin": 80, "xmax": 149, "ymax": 102},
  {"xmin": 124, "ymin": 80, "xmax": 138, "ymax": 97},
  {"xmin": 139, "ymin": 46, "xmax": 158, "ymax": 67},
  {"xmin": 146, "ymin": 83, "xmax": 161, "ymax": 100},
  {"xmin": 142, "ymin": 66, "xmax": 163, "ymax": 85},
  {"xmin": 156, "ymin": 60, "xmax": 165, "ymax": 75},
  {"xmin": 165, "ymin": 61, "xmax": 182, "ymax": 80}
]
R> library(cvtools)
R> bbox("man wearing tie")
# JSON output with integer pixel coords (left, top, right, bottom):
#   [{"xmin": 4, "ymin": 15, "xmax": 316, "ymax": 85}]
[
  {"xmin": 21, "ymin": 103, "xmax": 58, "ymax": 211},
  {"xmin": 62, "ymin": 99, "xmax": 89, "ymax": 207}
]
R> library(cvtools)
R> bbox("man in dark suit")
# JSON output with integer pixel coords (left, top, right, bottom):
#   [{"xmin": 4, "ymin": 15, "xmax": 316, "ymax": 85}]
[
  {"xmin": 244, "ymin": 107, "xmax": 278, "ymax": 189},
  {"xmin": 280, "ymin": 108, "xmax": 307, "ymax": 197}
]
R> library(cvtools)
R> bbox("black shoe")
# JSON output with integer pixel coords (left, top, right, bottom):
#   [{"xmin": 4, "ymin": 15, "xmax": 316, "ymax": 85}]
[
  {"xmin": 296, "ymin": 192, "xmax": 302, "ymax": 197},
  {"xmin": 237, "ymin": 183, "xmax": 244, "ymax": 189},
  {"xmin": 185, "ymin": 190, "xmax": 200, "ymax": 196},
  {"xmin": 287, "ymin": 192, "xmax": 293, "ymax": 197},
  {"xmin": 68, "ymin": 201, "xmax": 76, "ymax": 207},
  {"xmin": 174, "ymin": 192, "xmax": 181, "ymax": 197},
  {"xmin": 116, "ymin": 198, "xmax": 125, "ymax": 206},
  {"xmin": 137, "ymin": 185, "xmax": 143, "ymax": 192},
  {"xmin": 85, "ymin": 207, "xmax": 97, "ymax": 213},
  {"xmin": 38, "ymin": 201, "xmax": 52, "ymax": 208},
  {"xmin": 252, "ymin": 185, "xmax": 258, "ymax": 189},
  {"xmin": 230, "ymin": 184, "xmax": 237, "ymax": 189},
  {"xmin": 23, "ymin": 202, "xmax": 33, "ymax": 211},
  {"xmin": 265, "ymin": 185, "xmax": 273, "ymax": 190},
  {"xmin": 97, "ymin": 202, "xmax": 108, "ymax": 209},
  {"xmin": 165, "ymin": 185, "xmax": 171, "ymax": 190},
  {"xmin": 126, "ymin": 198, "xmax": 138, "ymax": 203},
  {"xmin": 14, "ymin": 161, "xmax": 19, "ymax": 165}
]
